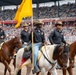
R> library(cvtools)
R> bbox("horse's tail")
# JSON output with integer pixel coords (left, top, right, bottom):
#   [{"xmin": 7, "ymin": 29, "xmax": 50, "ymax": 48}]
[{"xmin": 14, "ymin": 48, "xmax": 24, "ymax": 75}]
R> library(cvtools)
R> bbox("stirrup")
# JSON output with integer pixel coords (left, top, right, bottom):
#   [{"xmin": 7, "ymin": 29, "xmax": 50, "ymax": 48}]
[{"xmin": 32, "ymin": 66, "xmax": 40, "ymax": 74}]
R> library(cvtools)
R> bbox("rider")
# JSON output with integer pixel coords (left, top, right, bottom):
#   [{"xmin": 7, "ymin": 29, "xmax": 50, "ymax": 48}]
[
  {"xmin": 30, "ymin": 21, "xmax": 46, "ymax": 74},
  {"xmin": 49, "ymin": 21, "xmax": 66, "ymax": 45},
  {"xmin": 48, "ymin": 21, "xmax": 69, "ymax": 68},
  {"xmin": 0, "ymin": 25, "xmax": 6, "ymax": 44},
  {"xmin": 21, "ymin": 23, "xmax": 30, "ymax": 48}
]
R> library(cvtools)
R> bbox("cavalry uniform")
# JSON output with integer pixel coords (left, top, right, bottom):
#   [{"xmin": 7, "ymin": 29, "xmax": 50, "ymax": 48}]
[
  {"xmin": 0, "ymin": 28, "xmax": 6, "ymax": 44},
  {"xmin": 21, "ymin": 30, "xmax": 30, "ymax": 44},
  {"xmin": 21, "ymin": 23, "xmax": 30, "ymax": 48},
  {"xmin": 49, "ymin": 21, "xmax": 69, "ymax": 69},
  {"xmin": 30, "ymin": 22, "xmax": 45, "ymax": 74},
  {"xmin": 33, "ymin": 28, "xmax": 45, "ymax": 43},
  {"xmin": 48, "ymin": 21, "xmax": 69, "ymax": 52},
  {"xmin": 49, "ymin": 21, "xmax": 66, "ymax": 45},
  {"xmin": 49, "ymin": 28, "xmax": 66, "ymax": 45}
]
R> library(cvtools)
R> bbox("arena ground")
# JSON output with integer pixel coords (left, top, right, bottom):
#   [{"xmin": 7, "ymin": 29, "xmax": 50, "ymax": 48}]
[{"xmin": 0, "ymin": 59, "xmax": 76, "ymax": 75}]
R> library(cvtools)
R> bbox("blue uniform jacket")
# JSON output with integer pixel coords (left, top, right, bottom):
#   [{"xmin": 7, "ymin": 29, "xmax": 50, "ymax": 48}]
[{"xmin": 49, "ymin": 28, "xmax": 66, "ymax": 44}]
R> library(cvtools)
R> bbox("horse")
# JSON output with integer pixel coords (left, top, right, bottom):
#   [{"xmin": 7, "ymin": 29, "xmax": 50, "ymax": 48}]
[
  {"xmin": 48, "ymin": 41, "xmax": 76, "ymax": 75},
  {"xmin": 0, "ymin": 36, "xmax": 22, "ymax": 75},
  {"xmin": 61, "ymin": 41, "xmax": 76, "ymax": 75},
  {"xmin": 14, "ymin": 44, "xmax": 70, "ymax": 75},
  {"xmin": 69, "ymin": 41, "xmax": 76, "ymax": 67}
]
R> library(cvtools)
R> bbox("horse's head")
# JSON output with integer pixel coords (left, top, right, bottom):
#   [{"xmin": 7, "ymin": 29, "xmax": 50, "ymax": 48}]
[
  {"xmin": 58, "ymin": 45, "xmax": 70, "ymax": 69},
  {"xmin": 53, "ymin": 44, "xmax": 70, "ymax": 69},
  {"xmin": 14, "ymin": 36, "xmax": 22, "ymax": 49}
]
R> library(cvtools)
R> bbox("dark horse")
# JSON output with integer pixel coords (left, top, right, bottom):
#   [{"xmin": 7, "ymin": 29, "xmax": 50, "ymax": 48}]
[
  {"xmin": 48, "ymin": 41, "xmax": 76, "ymax": 75},
  {"xmin": 0, "ymin": 36, "xmax": 22, "ymax": 75}
]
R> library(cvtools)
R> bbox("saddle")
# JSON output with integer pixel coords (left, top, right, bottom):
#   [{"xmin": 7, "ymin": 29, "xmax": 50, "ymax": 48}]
[
  {"xmin": 23, "ymin": 46, "xmax": 32, "ymax": 59},
  {"xmin": 22, "ymin": 44, "xmax": 44, "ymax": 60}
]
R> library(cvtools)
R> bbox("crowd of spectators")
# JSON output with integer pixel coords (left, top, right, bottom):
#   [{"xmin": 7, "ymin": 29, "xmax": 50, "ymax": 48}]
[
  {"xmin": 0, "ymin": 3, "xmax": 76, "ymax": 20},
  {"xmin": 1, "ymin": 23, "xmax": 76, "ymax": 43},
  {"xmin": 42, "ymin": 25, "xmax": 76, "ymax": 43},
  {"xmin": 0, "ymin": 2, "xmax": 76, "ymax": 43},
  {"xmin": 1, "ymin": 25, "xmax": 22, "ymax": 41}
]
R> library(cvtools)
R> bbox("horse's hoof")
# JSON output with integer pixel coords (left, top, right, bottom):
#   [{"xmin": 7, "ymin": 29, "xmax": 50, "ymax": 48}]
[
  {"xmin": 56, "ymin": 66, "xmax": 61, "ymax": 69},
  {"xmin": 72, "ymin": 65, "xmax": 75, "ymax": 68}
]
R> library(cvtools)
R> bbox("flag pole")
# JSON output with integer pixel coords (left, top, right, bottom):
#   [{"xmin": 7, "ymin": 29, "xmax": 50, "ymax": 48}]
[{"xmin": 31, "ymin": 16, "xmax": 34, "ymax": 70}]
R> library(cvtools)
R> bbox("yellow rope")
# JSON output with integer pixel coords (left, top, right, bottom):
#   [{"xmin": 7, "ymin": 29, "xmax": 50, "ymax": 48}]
[{"xmin": 38, "ymin": 46, "xmax": 46, "ymax": 61}]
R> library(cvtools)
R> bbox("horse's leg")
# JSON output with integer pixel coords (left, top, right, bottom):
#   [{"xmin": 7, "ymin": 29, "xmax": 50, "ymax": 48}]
[
  {"xmin": 13, "ymin": 58, "xmax": 16, "ymax": 69},
  {"xmin": 36, "ymin": 72, "xmax": 40, "ymax": 75},
  {"xmin": 3, "ymin": 60, "xmax": 11, "ymax": 75},
  {"xmin": 67, "ymin": 67, "xmax": 73, "ymax": 75},
  {"xmin": 17, "ymin": 69, "xmax": 21, "ymax": 75},
  {"xmin": 62, "ymin": 68, "xmax": 67, "ymax": 75},
  {"xmin": 40, "ymin": 68, "xmax": 46, "ymax": 75},
  {"xmin": 47, "ymin": 72, "xmax": 50, "ymax": 75},
  {"xmin": 26, "ymin": 66, "xmax": 31, "ymax": 75},
  {"xmin": 4, "ymin": 61, "xmax": 11, "ymax": 75},
  {"xmin": 4, "ymin": 67, "xmax": 7, "ymax": 75},
  {"xmin": 47, "ymin": 72, "xmax": 51, "ymax": 75},
  {"xmin": 50, "ymin": 68, "xmax": 57, "ymax": 75},
  {"xmin": 14, "ymin": 67, "xmax": 21, "ymax": 75}
]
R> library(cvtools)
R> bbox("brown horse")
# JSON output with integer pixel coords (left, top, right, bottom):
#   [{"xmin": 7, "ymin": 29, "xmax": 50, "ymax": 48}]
[
  {"xmin": 48, "ymin": 41, "xmax": 76, "ymax": 75},
  {"xmin": 69, "ymin": 41, "xmax": 76, "ymax": 67},
  {"xmin": 66, "ymin": 41, "xmax": 76, "ymax": 75},
  {"xmin": 0, "ymin": 36, "xmax": 22, "ymax": 75}
]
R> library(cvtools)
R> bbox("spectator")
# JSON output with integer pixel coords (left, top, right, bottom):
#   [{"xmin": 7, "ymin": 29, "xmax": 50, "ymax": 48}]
[{"xmin": 0, "ymin": 25, "xmax": 6, "ymax": 44}]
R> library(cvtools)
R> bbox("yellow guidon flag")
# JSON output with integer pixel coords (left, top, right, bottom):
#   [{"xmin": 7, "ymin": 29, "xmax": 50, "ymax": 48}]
[{"xmin": 14, "ymin": 0, "xmax": 33, "ymax": 28}]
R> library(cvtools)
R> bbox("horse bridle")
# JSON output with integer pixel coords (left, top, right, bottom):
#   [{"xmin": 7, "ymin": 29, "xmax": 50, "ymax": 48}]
[{"xmin": 58, "ymin": 46, "xmax": 70, "ymax": 69}]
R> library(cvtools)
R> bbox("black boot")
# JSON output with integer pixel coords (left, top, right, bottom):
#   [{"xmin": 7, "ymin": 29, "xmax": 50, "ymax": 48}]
[{"xmin": 32, "ymin": 66, "xmax": 40, "ymax": 74}]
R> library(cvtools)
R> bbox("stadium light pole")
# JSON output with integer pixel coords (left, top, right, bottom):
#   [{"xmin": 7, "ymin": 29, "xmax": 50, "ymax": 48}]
[
  {"xmin": 54, "ymin": 1, "xmax": 56, "ymax": 6},
  {"xmin": 36, "ymin": 0, "xmax": 39, "ymax": 19},
  {"xmin": 58, "ymin": 0, "xmax": 60, "ymax": 17}
]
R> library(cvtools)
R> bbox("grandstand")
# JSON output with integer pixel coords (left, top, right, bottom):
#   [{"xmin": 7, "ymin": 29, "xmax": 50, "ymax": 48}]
[{"xmin": 0, "ymin": 0, "xmax": 76, "ymax": 43}]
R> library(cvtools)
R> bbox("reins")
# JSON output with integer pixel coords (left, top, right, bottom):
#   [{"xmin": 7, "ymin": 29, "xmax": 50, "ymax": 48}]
[{"xmin": 40, "ymin": 45, "xmax": 56, "ymax": 70}]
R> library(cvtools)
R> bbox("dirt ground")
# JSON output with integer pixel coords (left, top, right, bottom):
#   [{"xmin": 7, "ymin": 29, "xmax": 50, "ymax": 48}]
[{"xmin": 0, "ymin": 59, "xmax": 76, "ymax": 75}]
